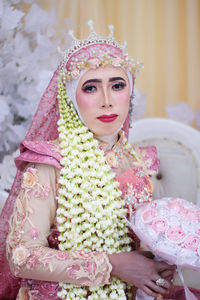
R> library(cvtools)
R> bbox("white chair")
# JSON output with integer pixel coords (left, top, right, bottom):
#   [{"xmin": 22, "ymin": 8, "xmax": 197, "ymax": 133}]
[{"xmin": 129, "ymin": 118, "xmax": 200, "ymax": 289}]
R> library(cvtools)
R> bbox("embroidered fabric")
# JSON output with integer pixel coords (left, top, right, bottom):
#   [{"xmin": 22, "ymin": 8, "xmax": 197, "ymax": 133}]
[
  {"xmin": 0, "ymin": 67, "xmax": 130, "ymax": 298},
  {"xmin": 6, "ymin": 164, "xmax": 112, "ymax": 296},
  {"xmin": 0, "ymin": 70, "xmax": 61, "ymax": 299},
  {"xmin": 1, "ymin": 20, "xmax": 198, "ymax": 299},
  {"xmin": 4, "ymin": 136, "xmax": 159, "ymax": 299}
]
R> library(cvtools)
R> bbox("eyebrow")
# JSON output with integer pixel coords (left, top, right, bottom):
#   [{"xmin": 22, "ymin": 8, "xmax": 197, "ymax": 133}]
[{"xmin": 82, "ymin": 77, "xmax": 126, "ymax": 87}]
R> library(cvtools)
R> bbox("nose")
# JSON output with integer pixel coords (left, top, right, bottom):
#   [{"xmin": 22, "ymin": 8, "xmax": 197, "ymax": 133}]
[{"xmin": 101, "ymin": 88, "xmax": 112, "ymax": 108}]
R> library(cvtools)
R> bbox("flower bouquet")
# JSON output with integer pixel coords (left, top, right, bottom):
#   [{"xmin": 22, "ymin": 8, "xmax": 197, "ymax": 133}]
[{"xmin": 128, "ymin": 197, "xmax": 200, "ymax": 300}]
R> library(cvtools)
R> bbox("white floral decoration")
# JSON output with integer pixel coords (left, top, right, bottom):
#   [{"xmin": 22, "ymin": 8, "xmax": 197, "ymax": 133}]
[
  {"xmin": 56, "ymin": 81, "xmax": 141, "ymax": 299},
  {"xmin": 0, "ymin": 149, "xmax": 19, "ymax": 212},
  {"xmin": 0, "ymin": 0, "xmax": 70, "ymax": 157},
  {"xmin": 166, "ymin": 102, "xmax": 200, "ymax": 130},
  {"xmin": 131, "ymin": 88, "xmax": 146, "ymax": 122},
  {"xmin": 166, "ymin": 102, "xmax": 195, "ymax": 125},
  {"xmin": 0, "ymin": 0, "xmax": 70, "ymax": 207}
]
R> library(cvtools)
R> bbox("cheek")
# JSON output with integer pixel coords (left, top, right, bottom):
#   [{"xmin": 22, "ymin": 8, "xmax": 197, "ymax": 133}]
[
  {"xmin": 116, "ymin": 89, "xmax": 130, "ymax": 107},
  {"xmin": 76, "ymin": 92, "xmax": 96, "ymax": 112}
]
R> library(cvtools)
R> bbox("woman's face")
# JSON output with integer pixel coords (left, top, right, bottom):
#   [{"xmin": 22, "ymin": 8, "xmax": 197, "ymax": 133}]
[{"xmin": 76, "ymin": 67, "xmax": 130, "ymax": 136}]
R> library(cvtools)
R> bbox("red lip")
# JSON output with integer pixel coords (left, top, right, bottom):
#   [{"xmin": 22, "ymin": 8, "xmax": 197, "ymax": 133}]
[{"xmin": 97, "ymin": 114, "xmax": 118, "ymax": 123}]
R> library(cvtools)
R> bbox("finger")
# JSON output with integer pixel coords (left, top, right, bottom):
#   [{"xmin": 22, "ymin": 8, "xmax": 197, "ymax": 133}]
[
  {"xmin": 147, "ymin": 280, "xmax": 171, "ymax": 295},
  {"xmin": 152, "ymin": 275, "xmax": 173, "ymax": 290},
  {"xmin": 159, "ymin": 269, "xmax": 175, "ymax": 278},
  {"xmin": 163, "ymin": 274, "xmax": 174, "ymax": 282},
  {"xmin": 156, "ymin": 262, "xmax": 176, "ymax": 272},
  {"xmin": 134, "ymin": 249, "xmax": 154, "ymax": 258},
  {"xmin": 155, "ymin": 295, "xmax": 163, "ymax": 300},
  {"xmin": 142, "ymin": 285, "xmax": 162, "ymax": 298},
  {"xmin": 140, "ymin": 250, "xmax": 154, "ymax": 259}
]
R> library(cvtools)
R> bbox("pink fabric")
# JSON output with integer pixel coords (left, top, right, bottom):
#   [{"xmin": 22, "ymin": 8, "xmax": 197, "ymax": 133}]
[
  {"xmin": 15, "ymin": 140, "xmax": 62, "ymax": 171},
  {"xmin": 166, "ymin": 286, "xmax": 200, "ymax": 300},
  {"xmin": 24, "ymin": 70, "xmax": 60, "ymax": 142},
  {"xmin": 116, "ymin": 168, "xmax": 151, "ymax": 200},
  {"xmin": 66, "ymin": 44, "xmax": 123, "ymax": 71},
  {"xmin": 0, "ymin": 70, "xmax": 60, "ymax": 300},
  {"xmin": 0, "ymin": 169, "xmax": 22, "ymax": 300},
  {"xmin": 9, "ymin": 155, "xmax": 157, "ymax": 299},
  {"xmin": 139, "ymin": 145, "xmax": 160, "ymax": 171},
  {"xmin": 18, "ymin": 279, "xmax": 61, "ymax": 300},
  {"xmin": 0, "ymin": 62, "xmax": 133, "ymax": 299}
]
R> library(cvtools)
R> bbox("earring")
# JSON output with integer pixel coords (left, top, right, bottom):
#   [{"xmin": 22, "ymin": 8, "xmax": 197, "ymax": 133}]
[{"xmin": 129, "ymin": 93, "xmax": 135, "ymax": 128}]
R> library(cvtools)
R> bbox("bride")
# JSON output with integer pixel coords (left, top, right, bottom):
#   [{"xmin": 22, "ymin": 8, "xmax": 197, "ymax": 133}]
[{"xmin": 0, "ymin": 21, "xmax": 176, "ymax": 299}]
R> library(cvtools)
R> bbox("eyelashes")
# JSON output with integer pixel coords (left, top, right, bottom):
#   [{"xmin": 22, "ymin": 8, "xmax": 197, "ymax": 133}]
[
  {"xmin": 82, "ymin": 82, "xmax": 126, "ymax": 93},
  {"xmin": 82, "ymin": 85, "xmax": 97, "ymax": 93},
  {"xmin": 112, "ymin": 82, "xmax": 126, "ymax": 90}
]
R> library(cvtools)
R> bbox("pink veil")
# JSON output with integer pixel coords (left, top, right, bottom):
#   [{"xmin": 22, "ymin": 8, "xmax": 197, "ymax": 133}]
[
  {"xmin": 0, "ymin": 68, "xmax": 132, "ymax": 299},
  {"xmin": 0, "ymin": 70, "xmax": 60, "ymax": 299}
]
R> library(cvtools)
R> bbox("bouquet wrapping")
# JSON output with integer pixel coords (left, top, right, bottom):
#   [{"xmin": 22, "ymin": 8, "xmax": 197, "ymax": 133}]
[{"xmin": 128, "ymin": 197, "xmax": 200, "ymax": 300}]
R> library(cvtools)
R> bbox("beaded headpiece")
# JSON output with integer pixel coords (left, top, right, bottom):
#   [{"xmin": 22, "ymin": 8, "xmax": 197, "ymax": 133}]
[{"xmin": 59, "ymin": 20, "xmax": 143, "ymax": 82}]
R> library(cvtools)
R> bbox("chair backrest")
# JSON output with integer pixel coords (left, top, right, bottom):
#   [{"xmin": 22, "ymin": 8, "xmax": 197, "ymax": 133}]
[{"xmin": 129, "ymin": 118, "xmax": 200, "ymax": 206}]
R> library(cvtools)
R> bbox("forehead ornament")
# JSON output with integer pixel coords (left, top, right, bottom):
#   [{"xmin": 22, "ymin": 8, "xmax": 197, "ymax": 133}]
[{"xmin": 58, "ymin": 20, "xmax": 143, "ymax": 83}]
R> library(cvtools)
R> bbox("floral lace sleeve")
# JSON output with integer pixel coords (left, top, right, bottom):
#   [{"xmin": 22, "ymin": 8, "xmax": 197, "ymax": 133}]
[{"xmin": 6, "ymin": 164, "xmax": 111, "ymax": 286}]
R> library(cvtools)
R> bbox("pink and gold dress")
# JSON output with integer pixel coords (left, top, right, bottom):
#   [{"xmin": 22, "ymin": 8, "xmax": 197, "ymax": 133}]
[{"xmin": 4, "ymin": 132, "xmax": 159, "ymax": 299}]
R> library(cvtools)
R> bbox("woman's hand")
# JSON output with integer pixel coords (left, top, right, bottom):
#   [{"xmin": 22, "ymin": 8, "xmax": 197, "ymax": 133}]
[{"xmin": 108, "ymin": 251, "xmax": 176, "ymax": 298}]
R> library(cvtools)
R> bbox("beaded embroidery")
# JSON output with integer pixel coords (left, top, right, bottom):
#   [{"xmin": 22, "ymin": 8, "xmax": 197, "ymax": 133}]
[{"xmin": 58, "ymin": 20, "xmax": 143, "ymax": 83}]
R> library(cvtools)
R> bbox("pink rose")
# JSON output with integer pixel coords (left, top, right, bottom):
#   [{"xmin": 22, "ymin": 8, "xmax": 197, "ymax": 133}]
[
  {"xmin": 142, "ymin": 208, "xmax": 157, "ymax": 222},
  {"xmin": 185, "ymin": 210, "xmax": 199, "ymax": 221},
  {"xmin": 184, "ymin": 235, "xmax": 200, "ymax": 252},
  {"xmin": 178, "ymin": 206, "xmax": 199, "ymax": 221},
  {"xmin": 166, "ymin": 226, "xmax": 185, "ymax": 242},
  {"xmin": 168, "ymin": 198, "xmax": 183, "ymax": 212},
  {"xmin": 178, "ymin": 207, "xmax": 189, "ymax": 216},
  {"xmin": 152, "ymin": 218, "xmax": 168, "ymax": 233}
]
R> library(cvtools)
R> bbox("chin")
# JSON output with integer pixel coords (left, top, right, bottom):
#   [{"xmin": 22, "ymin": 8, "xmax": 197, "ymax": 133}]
[{"xmin": 92, "ymin": 125, "xmax": 122, "ymax": 136}]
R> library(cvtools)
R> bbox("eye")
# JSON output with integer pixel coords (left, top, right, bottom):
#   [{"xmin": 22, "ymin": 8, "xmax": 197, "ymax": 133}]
[
  {"xmin": 112, "ymin": 82, "xmax": 126, "ymax": 91},
  {"xmin": 82, "ymin": 85, "xmax": 97, "ymax": 93}
]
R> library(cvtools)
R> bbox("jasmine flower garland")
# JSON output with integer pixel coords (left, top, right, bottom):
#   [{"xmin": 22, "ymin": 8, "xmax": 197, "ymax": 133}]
[{"xmin": 56, "ymin": 81, "xmax": 135, "ymax": 299}]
